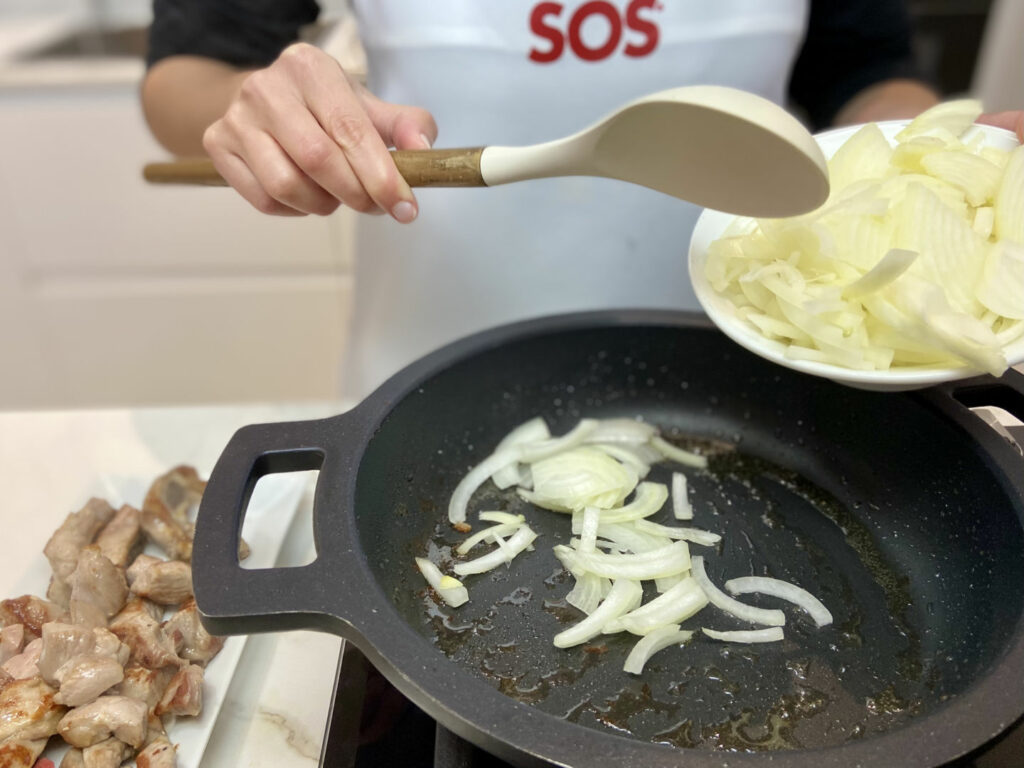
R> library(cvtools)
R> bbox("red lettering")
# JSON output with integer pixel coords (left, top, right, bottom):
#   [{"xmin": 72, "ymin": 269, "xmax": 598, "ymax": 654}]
[
  {"xmin": 624, "ymin": 0, "xmax": 659, "ymax": 57},
  {"xmin": 528, "ymin": 2, "xmax": 565, "ymax": 64},
  {"xmin": 568, "ymin": 1, "xmax": 622, "ymax": 62}
]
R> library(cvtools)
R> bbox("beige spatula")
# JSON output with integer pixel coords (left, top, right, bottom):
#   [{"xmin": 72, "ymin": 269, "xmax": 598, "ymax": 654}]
[{"xmin": 143, "ymin": 85, "xmax": 829, "ymax": 217}]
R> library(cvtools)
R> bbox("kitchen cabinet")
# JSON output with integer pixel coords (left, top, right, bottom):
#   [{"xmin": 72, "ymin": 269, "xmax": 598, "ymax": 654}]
[{"xmin": 0, "ymin": 40, "xmax": 356, "ymax": 408}]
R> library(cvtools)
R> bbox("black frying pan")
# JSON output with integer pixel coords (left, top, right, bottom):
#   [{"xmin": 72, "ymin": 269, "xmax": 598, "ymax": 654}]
[{"xmin": 193, "ymin": 311, "xmax": 1024, "ymax": 767}]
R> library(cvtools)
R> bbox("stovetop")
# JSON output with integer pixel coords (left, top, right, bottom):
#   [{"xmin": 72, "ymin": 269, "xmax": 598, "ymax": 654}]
[{"xmin": 320, "ymin": 411, "xmax": 1024, "ymax": 768}]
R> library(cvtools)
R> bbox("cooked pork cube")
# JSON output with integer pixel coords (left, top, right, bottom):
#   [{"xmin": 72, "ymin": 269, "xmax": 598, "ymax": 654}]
[
  {"xmin": 37, "ymin": 624, "xmax": 93, "ymax": 685},
  {"xmin": 59, "ymin": 747, "xmax": 86, "ymax": 768},
  {"xmin": 108, "ymin": 601, "xmax": 180, "ymax": 671},
  {"xmin": 0, "ymin": 626, "xmax": 24, "ymax": 666},
  {"xmin": 94, "ymin": 505, "xmax": 143, "ymax": 570},
  {"xmin": 46, "ymin": 575, "xmax": 73, "ymax": 609},
  {"xmin": 111, "ymin": 665, "xmax": 173, "ymax": 714},
  {"xmin": 58, "ymin": 694, "xmax": 148, "ymax": 749},
  {"xmin": 125, "ymin": 556, "xmax": 160, "ymax": 588},
  {"xmin": 144, "ymin": 467, "xmax": 205, "ymax": 526},
  {"xmin": 0, "ymin": 736, "xmax": 48, "ymax": 768},
  {"xmin": 136, "ymin": 735, "xmax": 175, "ymax": 768},
  {"xmin": 68, "ymin": 548, "xmax": 128, "ymax": 628},
  {"xmin": 162, "ymin": 600, "xmax": 223, "ymax": 667},
  {"xmin": 0, "ymin": 639, "xmax": 42, "ymax": 681},
  {"xmin": 53, "ymin": 654, "xmax": 125, "ymax": 707},
  {"xmin": 82, "ymin": 737, "xmax": 133, "ymax": 768},
  {"xmin": 0, "ymin": 596, "xmax": 66, "ymax": 642},
  {"xmin": 155, "ymin": 664, "xmax": 202, "ymax": 718},
  {"xmin": 0, "ymin": 677, "xmax": 66, "ymax": 742},
  {"xmin": 130, "ymin": 561, "xmax": 193, "ymax": 606},
  {"xmin": 44, "ymin": 498, "xmax": 116, "ymax": 583}
]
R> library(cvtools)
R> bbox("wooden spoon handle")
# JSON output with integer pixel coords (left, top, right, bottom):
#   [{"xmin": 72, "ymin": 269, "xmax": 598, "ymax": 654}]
[{"xmin": 143, "ymin": 148, "xmax": 486, "ymax": 187}]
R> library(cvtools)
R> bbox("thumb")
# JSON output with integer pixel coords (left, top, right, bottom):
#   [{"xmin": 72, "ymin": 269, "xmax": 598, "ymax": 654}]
[
  {"xmin": 358, "ymin": 89, "xmax": 438, "ymax": 150},
  {"xmin": 978, "ymin": 110, "xmax": 1024, "ymax": 143}
]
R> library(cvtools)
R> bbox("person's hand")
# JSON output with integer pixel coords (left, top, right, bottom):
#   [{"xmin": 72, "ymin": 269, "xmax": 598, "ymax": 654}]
[
  {"xmin": 202, "ymin": 43, "xmax": 437, "ymax": 221},
  {"xmin": 978, "ymin": 110, "xmax": 1024, "ymax": 142}
]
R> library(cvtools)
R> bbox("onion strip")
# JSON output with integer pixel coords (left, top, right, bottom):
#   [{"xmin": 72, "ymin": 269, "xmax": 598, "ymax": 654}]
[
  {"xmin": 623, "ymin": 625, "xmax": 694, "ymax": 674},
  {"xmin": 616, "ymin": 575, "xmax": 707, "ymax": 635},
  {"xmin": 671, "ymin": 472, "xmax": 693, "ymax": 520},
  {"xmin": 554, "ymin": 579, "xmax": 643, "ymax": 648},
  {"xmin": 701, "ymin": 627, "xmax": 784, "ymax": 643},
  {"xmin": 650, "ymin": 436, "xmax": 708, "ymax": 469},
  {"xmin": 691, "ymin": 556, "xmax": 785, "ymax": 627},
  {"xmin": 725, "ymin": 576, "xmax": 834, "ymax": 627},
  {"xmin": 554, "ymin": 541, "xmax": 690, "ymax": 581},
  {"xmin": 415, "ymin": 557, "xmax": 469, "ymax": 607},
  {"xmin": 453, "ymin": 526, "xmax": 538, "ymax": 576}
]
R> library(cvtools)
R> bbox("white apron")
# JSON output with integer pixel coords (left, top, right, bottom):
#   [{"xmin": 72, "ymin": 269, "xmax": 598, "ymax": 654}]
[{"xmin": 344, "ymin": 0, "xmax": 808, "ymax": 398}]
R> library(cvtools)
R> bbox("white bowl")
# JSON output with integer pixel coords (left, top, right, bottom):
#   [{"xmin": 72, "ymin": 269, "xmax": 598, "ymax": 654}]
[{"xmin": 688, "ymin": 120, "xmax": 1024, "ymax": 392}]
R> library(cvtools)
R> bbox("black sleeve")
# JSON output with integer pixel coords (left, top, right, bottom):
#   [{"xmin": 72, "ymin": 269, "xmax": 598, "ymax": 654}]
[
  {"xmin": 788, "ymin": 0, "xmax": 924, "ymax": 130},
  {"xmin": 147, "ymin": 0, "xmax": 320, "ymax": 69}
]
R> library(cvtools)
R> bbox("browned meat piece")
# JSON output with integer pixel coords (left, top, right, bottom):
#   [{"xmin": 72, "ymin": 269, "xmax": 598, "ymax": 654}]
[
  {"xmin": 94, "ymin": 506, "xmax": 143, "ymax": 570},
  {"xmin": 139, "ymin": 515, "xmax": 191, "ymax": 564},
  {"xmin": 125, "ymin": 556, "xmax": 159, "ymax": 588},
  {"xmin": 59, "ymin": 747, "xmax": 85, "ymax": 768},
  {"xmin": 38, "ymin": 626, "xmax": 128, "ymax": 690},
  {"xmin": 82, "ymin": 737, "xmax": 133, "ymax": 768},
  {"xmin": 46, "ymin": 575, "xmax": 72, "ymax": 610},
  {"xmin": 144, "ymin": 467, "xmax": 205, "ymax": 527},
  {"xmin": 108, "ymin": 601, "xmax": 180, "ymax": 671},
  {"xmin": 37, "ymin": 624, "xmax": 93, "ymax": 686},
  {"xmin": 129, "ymin": 561, "xmax": 192, "ymax": 606},
  {"xmin": 136, "ymin": 735, "xmax": 175, "ymax": 768},
  {"xmin": 0, "ymin": 628, "xmax": 23, "ymax": 667},
  {"xmin": 0, "ymin": 736, "xmax": 48, "ymax": 768},
  {"xmin": 111, "ymin": 665, "xmax": 173, "ymax": 715},
  {"xmin": 68, "ymin": 548, "xmax": 128, "ymax": 629},
  {"xmin": 0, "ymin": 640, "xmax": 41, "ymax": 682},
  {"xmin": 0, "ymin": 674, "xmax": 10, "ymax": 694},
  {"xmin": 0, "ymin": 597, "xmax": 66, "ymax": 642},
  {"xmin": 154, "ymin": 664, "xmax": 202, "ymax": 718},
  {"xmin": 140, "ymin": 468, "xmax": 205, "ymax": 562},
  {"xmin": 57, "ymin": 695, "xmax": 147, "ymax": 749},
  {"xmin": 162, "ymin": 600, "xmax": 223, "ymax": 667},
  {"xmin": 44, "ymin": 499, "xmax": 116, "ymax": 584},
  {"xmin": 53, "ymin": 655, "xmax": 125, "ymax": 708},
  {"xmin": 0, "ymin": 677, "xmax": 65, "ymax": 742}
]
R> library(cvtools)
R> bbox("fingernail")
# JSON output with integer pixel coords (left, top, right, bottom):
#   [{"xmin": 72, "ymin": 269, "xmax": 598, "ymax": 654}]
[
  {"xmin": 419, "ymin": 133, "xmax": 433, "ymax": 149},
  {"xmin": 392, "ymin": 200, "xmax": 417, "ymax": 223}
]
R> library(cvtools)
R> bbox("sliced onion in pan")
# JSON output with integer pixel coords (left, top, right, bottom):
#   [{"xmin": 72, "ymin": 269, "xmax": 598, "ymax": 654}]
[
  {"xmin": 517, "ymin": 419, "xmax": 600, "ymax": 463},
  {"xmin": 702, "ymin": 626, "xmax": 784, "ymax": 643},
  {"xmin": 691, "ymin": 556, "xmax": 785, "ymax": 627},
  {"xmin": 633, "ymin": 519, "xmax": 721, "ymax": 547},
  {"xmin": 725, "ymin": 576, "xmax": 834, "ymax": 627},
  {"xmin": 478, "ymin": 511, "xmax": 526, "ymax": 526},
  {"xmin": 671, "ymin": 472, "xmax": 693, "ymax": 520},
  {"xmin": 448, "ymin": 447, "xmax": 521, "ymax": 525},
  {"xmin": 453, "ymin": 525, "xmax": 538, "ymax": 576},
  {"xmin": 456, "ymin": 519, "xmax": 524, "ymax": 555},
  {"xmin": 650, "ymin": 436, "xmax": 708, "ymax": 469},
  {"xmin": 591, "ymin": 443, "xmax": 652, "ymax": 478},
  {"xmin": 577, "ymin": 507, "xmax": 601, "ymax": 554},
  {"xmin": 554, "ymin": 578, "xmax": 644, "ymax": 648},
  {"xmin": 616, "ymin": 574, "xmax": 707, "ymax": 635},
  {"xmin": 490, "ymin": 417, "xmax": 550, "ymax": 489},
  {"xmin": 623, "ymin": 624, "xmax": 694, "ymax": 675},
  {"xmin": 597, "ymin": 482, "xmax": 669, "ymax": 524},
  {"xmin": 415, "ymin": 557, "xmax": 469, "ymax": 607},
  {"xmin": 565, "ymin": 571, "xmax": 610, "ymax": 615},
  {"xmin": 554, "ymin": 541, "xmax": 690, "ymax": 581},
  {"xmin": 583, "ymin": 418, "xmax": 659, "ymax": 445}
]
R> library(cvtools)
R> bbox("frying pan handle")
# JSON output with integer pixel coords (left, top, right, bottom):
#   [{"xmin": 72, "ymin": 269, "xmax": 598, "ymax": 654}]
[
  {"xmin": 193, "ymin": 413, "xmax": 370, "ymax": 637},
  {"xmin": 946, "ymin": 370, "xmax": 1024, "ymax": 457}
]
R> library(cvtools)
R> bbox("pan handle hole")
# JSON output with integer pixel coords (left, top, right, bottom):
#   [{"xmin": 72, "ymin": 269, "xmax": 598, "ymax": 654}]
[{"xmin": 239, "ymin": 468, "xmax": 320, "ymax": 570}]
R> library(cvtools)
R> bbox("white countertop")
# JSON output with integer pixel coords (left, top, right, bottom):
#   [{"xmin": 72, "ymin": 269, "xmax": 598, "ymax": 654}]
[{"xmin": 0, "ymin": 404, "xmax": 351, "ymax": 767}]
